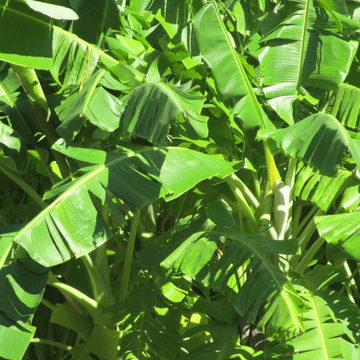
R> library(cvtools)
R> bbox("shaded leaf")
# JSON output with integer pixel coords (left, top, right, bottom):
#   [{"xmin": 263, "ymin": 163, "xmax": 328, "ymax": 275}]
[
  {"xmin": 120, "ymin": 82, "xmax": 208, "ymax": 145},
  {"xmin": 0, "ymin": 0, "xmax": 142, "ymax": 88},
  {"xmin": 294, "ymin": 162, "xmax": 352, "ymax": 211},
  {"xmin": 0, "ymin": 257, "xmax": 48, "ymax": 360}
]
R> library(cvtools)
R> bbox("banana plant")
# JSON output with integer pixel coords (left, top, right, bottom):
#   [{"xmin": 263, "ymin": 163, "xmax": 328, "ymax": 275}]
[{"xmin": 1, "ymin": 0, "xmax": 360, "ymax": 359}]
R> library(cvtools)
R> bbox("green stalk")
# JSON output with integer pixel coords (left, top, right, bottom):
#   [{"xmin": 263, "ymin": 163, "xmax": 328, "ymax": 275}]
[
  {"xmin": 31, "ymin": 338, "xmax": 72, "ymax": 351},
  {"xmin": 82, "ymin": 253, "xmax": 114, "ymax": 307},
  {"xmin": 119, "ymin": 208, "xmax": 141, "ymax": 301},
  {"xmin": 258, "ymin": 190, "xmax": 277, "ymax": 239},
  {"xmin": 174, "ymin": 191, "xmax": 189, "ymax": 225},
  {"xmin": 228, "ymin": 173, "xmax": 259, "ymax": 210},
  {"xmin": 0, "ymin": 164, "xmax": 47, "ymax": 209},
  {"xmin": 226, "ymin": 175, "xmax": 257, "ymax": 233},
  {"xmin": 340, "ymin": 261, "xmax": 360, "ymax": 299},
  {"xmin": 41, "ymin": 298, "xmax": 56, "ymax": 311},
  {"xmin": 295, "ymin": 205, "xmax": 318, "ymax": 238},
  {"xmin": 290, "ymin": 209, "xmax": 325, "ymax": 268},
  {"xmin": 292, "ymin": 204, "xmax": 302, "ymax": 239},
  {"xmin": 295, "ymin": 237, "xmax": 326, "ymax": 275},
  {"xmin": 47, "ymin": 276, "xmax": 103, "ymax": 326}
]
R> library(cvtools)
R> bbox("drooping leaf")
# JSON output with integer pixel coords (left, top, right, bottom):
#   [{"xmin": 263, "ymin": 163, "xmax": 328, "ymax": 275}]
[
  {"xmin": 120, "ymin": 82, "xmax": 208, "ymax": 145},
  {"xmin": 55, "ymin": 69, "xmax": 122, "ymax": 139},
  {"xmin": 259, "ymin": 113, "xmax": 360, "ymax": 176}
]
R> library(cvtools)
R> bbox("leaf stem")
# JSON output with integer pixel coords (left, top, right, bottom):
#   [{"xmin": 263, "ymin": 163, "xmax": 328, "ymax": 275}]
[
  {"xmin": 82, "ymin": 253, "xmax": 114, "ymax": 307},
  {"xmin": 0, "ymin": 163, "xmax": 47, "ymax": 209},
  {"xmin": 47, "ymin": 276, "xmax": 103, "ymax": 326},
  {"xmin": 258, "ymin": 190, "xmax": 278, "ymax": 239},
  {"xmin": 226, "ymin": 175, "xmax": 257, "ymax": 233},
  {"xmin": 119, "ymin": 208, "xmax": 141, "ymax": 301},
  {"xmin": 31, "ymin": 338, "xmax": 72, "ymax": 351},
  {"xmin": 295, "ymin": 237, "xmax": 326, "ymax": 275},
  {"xmin": 228, "ymin": 173, "xmax": 259, "ymax": 210}
]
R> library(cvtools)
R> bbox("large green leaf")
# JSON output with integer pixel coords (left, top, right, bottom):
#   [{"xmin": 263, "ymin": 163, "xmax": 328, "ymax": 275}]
[
  {"xmin": 70, "ymin": 0, "xmax": 122, "ymax": 45},
  {"xmin": 192, "ymin": 1, "xmax": 270, "ymax": 129},
  {"xmin": 315, "ymin": 212, "xmax": 360, "ymax": 260},
  {"xmin": 0, "ymin": 0, "xmax": 143, "ymax": 88},
  {"xmin": 259, "ymin": 1, "xmax": 359, "ymax": 123},
  {"xmin": 259, "ymin": 113, "xmax": 360, "ymax": 176},
  {"xmin": 149, "ymin": 225, "xmax": 302, "ymax": 335},
  {"xmin": 192, "ymin": 0, "xmax": 281, "ymax": 188},
  {"xmin": 11, "ymin": 142, "xmax": 240, "ymax": 266},
  {"xmin": 119, "ymin": 82, "xmax": 208, "ymax": 145},
  {"xmin": 0, "ymin": 257, "xmax": 48, "ymax": 360}
]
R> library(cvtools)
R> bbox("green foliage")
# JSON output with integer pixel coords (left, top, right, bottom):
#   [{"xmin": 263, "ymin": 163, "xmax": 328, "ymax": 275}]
[{"xmin": 1, "ymin": 0, "xmax": 360, "ymax": 359}]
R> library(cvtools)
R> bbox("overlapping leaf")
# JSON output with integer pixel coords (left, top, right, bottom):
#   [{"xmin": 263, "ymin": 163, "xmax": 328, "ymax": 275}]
[
  {"xmin": 315, "ymin": 212, "xmax": 360, "ymax": 260},
  {"xmin": 55, "ymin": 69, "xmax": 123, "ymax": 139},
  {"xmin": 0, "ymin": 0, "xmax": 143, "ymax": 88},
  {"xmin": 146, "ymin": 225, "xmax": 302, "ymax": 335},
  {"xmin": 259, "ymin": 1, "xmax": 360, "ymax": 123},
  {"xmin": 103, "ymin": 280, "xmax": 181, "ymax": 360},
  {"xmin": 294, "ymin": 162, "xmax": 352, "ymax": 211},
  {"xmin": 266, "ymin": 271, "xmax": 360, "ymax": 359},
  {"xmin": 11, "ymin": 142, "xmax": 240, "ymax": 267}
]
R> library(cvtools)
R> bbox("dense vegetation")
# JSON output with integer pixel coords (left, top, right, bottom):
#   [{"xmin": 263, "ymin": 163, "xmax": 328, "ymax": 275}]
[{"xmin": 1, "ymin": 0, "xmax": 360, "ymax": 359}]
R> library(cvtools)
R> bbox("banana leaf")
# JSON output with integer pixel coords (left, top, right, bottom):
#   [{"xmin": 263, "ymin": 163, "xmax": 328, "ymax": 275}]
[
  {"xmin": 258, "ymin": 113, "xmax": 360, "ymax": 176},
  {"xmin": 55, "ymin": 69, "xmax": 123, "ymax": 139},
  {"xmin": 103, "ymin": 279, "xmax": 181, "ymax": 359},
  {"xmin": 150, "ymin": 225, "xmax": 302, "ymax": 335},
  {"xmin": 258, "ymin": 1, "xmax": 360, "ymax": 123},
  {"xmin": 119, "ymin": 82, "xmax": 208, "ymax": 145},
  {"xmin": 0, "ymin": 66, "xmax": 41, "ymax": 144},
  {"xmin": 266, "ymin": 270, "xmax": 360, "ymax": 359},
  {"xmin": 0, "ymin": 0, "xmax": 143, "ymax": 88},
  {"xmin": 10, "ymin": 142, "xmax": 241, "ymax": 267}
]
